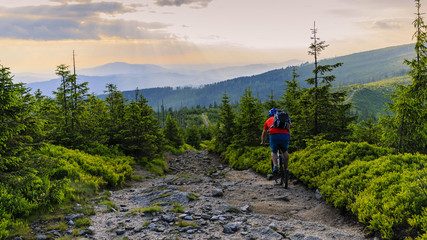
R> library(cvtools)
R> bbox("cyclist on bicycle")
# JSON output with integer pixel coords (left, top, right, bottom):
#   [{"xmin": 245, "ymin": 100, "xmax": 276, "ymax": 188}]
[{"xmin": 260, "ymin": 108, "xmax": 290, "ymax": 174}]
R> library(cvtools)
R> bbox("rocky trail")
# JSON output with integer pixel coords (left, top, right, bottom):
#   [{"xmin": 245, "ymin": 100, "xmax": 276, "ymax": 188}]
[
  {"xmin": 30, "ymin": 150, "xmax": 373, "ymax": 240},
  {"xmin": 86, "ymin": 150, "xmax": 373, "ymax": 240}
]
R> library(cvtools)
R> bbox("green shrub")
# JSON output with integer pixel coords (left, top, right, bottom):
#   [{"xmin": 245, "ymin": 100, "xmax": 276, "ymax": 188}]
[
  {"xmin": 142, "ymin": 157, "xmax": 168, "ymax": 176},
  {"xmin": 99, "ymin": 200, "xmax": 116, "ymax": 209},
  {"xmin": 0, "ymin": 144, "xmax": 134, "ymax": 237},
  {"xmin": 290, "ymin": 141, "xmax": 427, "ymax": 239},
  {"xmin": 178, "ymin": 220, "xmax": 197, "ymax": 227},
  {"xmin": 129, "ymin": 206, "xmax": 163, "ymax": 215},
  {"xmin": 74, "ymin": 217, "xmax": 91, "ymax": 228},
  {"xmin": 164, "ymin": 145, "xmax": 186, "ymax": 155},
  {"xmin": 187, "ymin": 192, "xmax": 199, "ymax": 201},
  {"xmin": 38, "ymin": 144, "xmax": 133, "ymax": 188},
  {"xmin": 224, "ymin": 146, "xmax": 270, "ymax": 173},
  {"xmin": 169, "ymin": 203, "xmax": 185, "ymax": 213}
]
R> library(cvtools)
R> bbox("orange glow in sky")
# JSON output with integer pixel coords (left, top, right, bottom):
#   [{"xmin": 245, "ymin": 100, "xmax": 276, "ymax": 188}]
[{"xmin": 0, "ymin": 0, "xmax": 417, "ymax": 78}]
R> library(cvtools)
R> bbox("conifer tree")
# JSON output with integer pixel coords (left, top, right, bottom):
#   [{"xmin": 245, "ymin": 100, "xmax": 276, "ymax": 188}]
[
  {"xmin": 381, "ymin": 0, "xmax": 427, "ymax": 153},
  {"xmin": 265, "ymin": 90, "xmax": 278, "ymax": 111},
  {"xmin": 307, "ymin": 22, "xmax": 344, "ymax": 136},
  {"xmin": 281, "ymin": 67, "xmax": 301, "ymax": 115},
  {"xmin": 215, "ymin": 93, "xmax": 236, "ymax": 151},
  {"xmin": 233, "ymin": 87, "xmax": 264, "ymax": 147},
  {"xmin": 163, "ymin": 114, "xmax": 184, "ymax": 149},
  {"xmin": 185, "ymin": 125, "xmax": 201, "ymax": 149},
  {"xmin": 104, "ymin": 84, "xmax": 127, "ymax": 147},
  {"xmin": 78, "ymin": 94, "xmax": 111, "ymax": 155},
  {"xmin": 297, "ymin": 22, "xmax": 354, "ymax": 147},
  {"xmin": 0, "ymin": 65, "xmax": 33, "ymax": 171},
  {"xmin": 119, "ymin": 92, "xmax": 163, "ymax": 161},
  {"xmin": 281, "ymin": 67, "xmax": 304, "ymax": 149},
  {"xmin": 52, "ymin": 64, "xmax": 89, "ymax": 147}
]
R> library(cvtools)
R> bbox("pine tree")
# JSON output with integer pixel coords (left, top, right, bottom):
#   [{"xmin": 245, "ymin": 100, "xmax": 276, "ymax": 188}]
[
  {"xmin": 297, "ymin": 22, "xmax": 354, "ymax": 147},
  {"xmin": 0, "ymin": 65, "xmax": 33, "ymax": 171},
  {"xmin": 119, "ymin": 92, "xmax": 163, "ymax": 161},
  {"xmin": 233, "ymin": 87, "xmax": 264, "ymax": 147},
  {"xmin": 163, "ymin": 114, "xmax": 184, "ymax": 149},
  {"xmin": 78, "ymin": 94, "xmax": 111, "ymax": 155},
  {"xmin": 264, "ymin": 90, "xmax": 278, "ymax": 111},
  {"xmin": 185, "ymin": 125, "xmax": 201, "ymax": 149},
  {"xmin": 281, "ymin": 67, "xmax": 304, "ymax": 150},
  {"xmin": 281, "ymin": 67, "xmax": 301, "ymax": 115},
  {"xmin": 406, "ymin": 0, "xmax": 427, "ymax": 96},
  {"xmin": 215, "ymin": 92, "xmax": 236, "ymax": 152},
  {"xmin": 104, "ymin": 84, "xmax": 127, "ymax": 147},
  {"xmin": 381, "ymin": 0, "xmax": 427, "ymax": 153},
  {"xmin": 52, "ymin": 64, "xmax": 89, "ymax": 147},
  {"xmin": 307, "ymin": 22, "xmax": 344, "ymax": 136}
]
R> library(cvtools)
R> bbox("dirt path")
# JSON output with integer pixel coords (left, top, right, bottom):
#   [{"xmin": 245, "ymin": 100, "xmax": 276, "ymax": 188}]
[
  {"xmin": 90, "ymin": 150, "xmax": 372, "ymax": 240},
  {"xmin": 201, "ymin": 113, "xmax": 209, "ymax": 126},
  {"xmin": 345, "ymin": 89, "xmax": 357, "ymax": 102}
]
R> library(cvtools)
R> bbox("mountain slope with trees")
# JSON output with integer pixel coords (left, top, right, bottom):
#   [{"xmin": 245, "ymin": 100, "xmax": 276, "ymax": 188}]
[{"xmin": 116, "ymin": 43, "xmax": 414, "ymax": 109}]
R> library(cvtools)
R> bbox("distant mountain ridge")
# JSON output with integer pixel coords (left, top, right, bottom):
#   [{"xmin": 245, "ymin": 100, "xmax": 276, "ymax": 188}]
[
  {"xmin": 79, "ymin": 62, "xmax": 167, "ymax": 76},
  {"xmin": 24, "ymin": 43, "xmax": 415, "ymax": 110},
  {"xmin": 116, "ymin": 43, "xmax": 415, "ymax": 109},
  {"xmin": 24, "ymin": 59, "xmax": 303, "ymax": 96}
]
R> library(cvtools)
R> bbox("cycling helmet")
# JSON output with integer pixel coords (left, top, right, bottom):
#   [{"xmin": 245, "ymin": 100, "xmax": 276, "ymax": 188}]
[{"xmin": 269, "ymin": 108, "xmax": 278, "ymax": 116}]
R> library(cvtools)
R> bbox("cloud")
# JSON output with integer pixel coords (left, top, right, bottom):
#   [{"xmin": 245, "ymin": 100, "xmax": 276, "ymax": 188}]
[
  {"xmin": 356, "ymin": 18, "xmax": 409, "ymax": 31},
  {"xmin": 0, "ymin": 17, "xmax": 170, "ymax": 40},
  {"xmin": 49, "ymin": 0, "xmax": 92, "ymax": 4},
  {"xmin": 372, "ymin": 19, "xmax": 406, "ymax": 30},
  {"xmin": 154, "ymin": 0, "xmax": 213, "ymax": 8},
  {"xmin": 0, "ymin": 1, "xmax": 171, "ymax": 40},
  {"xmin": 6, "ymin": 2, "xmax": 136, "ymax": 19}
]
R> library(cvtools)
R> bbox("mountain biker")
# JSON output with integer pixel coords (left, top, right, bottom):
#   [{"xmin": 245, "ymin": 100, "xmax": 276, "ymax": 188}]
[{"xmin": 260, "ymin": 108, "xmax": 290, "ymax": 174}]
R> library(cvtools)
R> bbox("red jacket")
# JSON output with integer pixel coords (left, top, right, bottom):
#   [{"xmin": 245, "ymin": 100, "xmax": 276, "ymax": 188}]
[{"xmin": 263, "ymin": 117, "xmax": 289, "ymax": 134}]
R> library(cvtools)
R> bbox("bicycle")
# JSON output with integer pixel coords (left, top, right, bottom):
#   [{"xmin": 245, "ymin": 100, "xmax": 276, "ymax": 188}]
[{"xmin": 272, "ymin": 147, "xmax": 289, "ymax": 189}]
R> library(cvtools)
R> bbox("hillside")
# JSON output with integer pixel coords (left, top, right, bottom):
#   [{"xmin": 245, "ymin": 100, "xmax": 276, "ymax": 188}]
[
  {"xmin": 24, "ymin": 60, "xmax": 302, "ymax": 96},
  {"xmin": 336, "ymin": 76, "xmax": 411, "ymax": 120},
  {"xmin": 117, "ymin": 44, "xmax": 414, "ymax": 109}
]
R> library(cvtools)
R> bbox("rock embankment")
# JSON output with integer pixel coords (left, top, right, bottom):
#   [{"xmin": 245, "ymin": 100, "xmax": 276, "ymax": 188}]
[{"xmin": 88, "ymin": 150, "xmax": 370, "ymax": 240}]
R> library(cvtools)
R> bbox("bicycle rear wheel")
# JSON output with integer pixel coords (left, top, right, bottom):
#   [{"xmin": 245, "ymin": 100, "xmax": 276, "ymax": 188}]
[
  {"xmin": 283, "ymin": 164, "xmax": 289, "ymax": 189},
  {"xmin": 279, "ymin": 151, "xmax": 289, "ymax": 189},
  {"xmin": 271, "ymin": 160, "xmax": 279, "ymax": 184}
]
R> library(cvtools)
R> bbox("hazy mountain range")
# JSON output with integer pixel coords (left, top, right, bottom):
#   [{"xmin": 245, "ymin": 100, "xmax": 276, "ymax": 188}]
[
  {"xmin": 109, "ymin": 43, "xmax": 415, "ymax": 110},
  {"xmin": 22, "ymin": 60, "xmax": 303, "ymax": 96},
  {"xmin": 20, "ymin": 43, "xmax": 416, "ymax": 116}
]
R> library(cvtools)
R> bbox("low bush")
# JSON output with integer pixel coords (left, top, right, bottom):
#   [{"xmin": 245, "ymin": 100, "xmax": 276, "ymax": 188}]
[
  {"xmin": 223, "ymin": 145, "xmax": 270, "ymax": 173},
  {"xmin": 0, "ymin": 144, "xmax": 134, "ymax": 238},
  {"xmin": 218, "ymin": 140, "xmax": 427, "ymax": 239},
  {"xmin": 290, "ymin": 141, "xmax": 427, "ymax": 239}
]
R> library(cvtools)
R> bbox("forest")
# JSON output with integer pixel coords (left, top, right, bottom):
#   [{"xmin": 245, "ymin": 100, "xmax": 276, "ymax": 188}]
[{"xmin": 1, "ymin": 1, "xmax": 427, "ymax": 240}]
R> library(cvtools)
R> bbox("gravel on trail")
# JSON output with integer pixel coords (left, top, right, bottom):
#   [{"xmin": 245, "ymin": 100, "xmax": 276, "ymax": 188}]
[{"xmin": 87, "ymin": 149, "xmax": 372, "ymax": 240}]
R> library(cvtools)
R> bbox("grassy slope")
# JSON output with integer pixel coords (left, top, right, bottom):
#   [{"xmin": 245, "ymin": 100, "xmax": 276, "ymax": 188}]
[{"xmin": 337, "ymin": 76, "xmax": 411, "ymax": 121}]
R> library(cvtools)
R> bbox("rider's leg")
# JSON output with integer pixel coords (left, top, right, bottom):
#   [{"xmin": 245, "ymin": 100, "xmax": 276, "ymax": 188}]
[{"xmin": 271, "ymin": 152, "xmax": 278, "ymax": 168}]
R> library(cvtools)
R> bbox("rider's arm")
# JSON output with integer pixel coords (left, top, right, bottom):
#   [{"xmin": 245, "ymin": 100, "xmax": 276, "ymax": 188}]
[{"xmin": 261, "ymin": 129, "xmax": 267, "ymax": 145}]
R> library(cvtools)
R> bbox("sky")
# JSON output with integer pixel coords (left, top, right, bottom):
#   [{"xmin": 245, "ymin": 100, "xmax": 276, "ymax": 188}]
[{"xmin": 0, "ymin": 0, "xmax": 419, "ymax": 80}]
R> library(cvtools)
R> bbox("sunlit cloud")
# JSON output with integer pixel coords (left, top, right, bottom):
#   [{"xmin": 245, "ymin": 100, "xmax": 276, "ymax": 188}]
[
  {"xmin": 0, "ymin": 0, "xmax": 418, "ymax": 76},
  {"xmin": 0, "ymin": 1, "xmax": 171, "ymax": 40}
]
